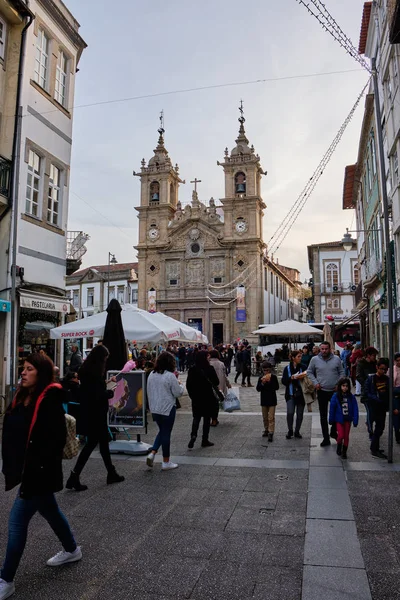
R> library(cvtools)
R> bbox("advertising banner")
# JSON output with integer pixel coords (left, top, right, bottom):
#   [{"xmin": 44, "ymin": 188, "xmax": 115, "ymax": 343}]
[
  {"xmin": 148, "ymin": 290, "xmax": 156, "ymax": 313},
  {"xmin": 107, "ymin": 370, "xmax": 146, "ymax": 429},
  {"xmin": 236, "ymin": 286, "xmax": 246, "ymax": 322}
]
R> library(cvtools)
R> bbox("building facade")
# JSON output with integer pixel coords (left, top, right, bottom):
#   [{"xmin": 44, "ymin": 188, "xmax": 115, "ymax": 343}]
[
  {"xmin": 307, "ymin": 241, "xmax": 359, "ymax": 324},
  {"xmin": 342, "ymin": 93, "xmax": 387, "ymax": 352},
  {"xmin": 134, "ymin": 111, "xmax": 267, "ymax": 345},
  {"xmin": 65, "ymin": 262, "xmax": 138, "ymax": 354},
  {"xmin": 0, "ymin": 0, "xmax": 86, "ymax": 393},
  {"xmin": 134, "ymin": 111, "xmax": 303, "ymax": 345},
  {"xmin": 0, "ymin": 0, "xmax": 33, "ymax": 395}
]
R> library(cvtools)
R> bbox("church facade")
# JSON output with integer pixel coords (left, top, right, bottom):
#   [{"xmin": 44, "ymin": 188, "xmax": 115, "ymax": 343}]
[{"xmin": 134, "ymin": 110, "xmax": 269, "ymax": 345}]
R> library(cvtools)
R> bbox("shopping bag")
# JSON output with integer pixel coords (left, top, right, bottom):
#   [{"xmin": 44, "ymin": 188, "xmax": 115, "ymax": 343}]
[{"xmin": 223, "ymin": 390, "xmax": 241, "ymax": 412}]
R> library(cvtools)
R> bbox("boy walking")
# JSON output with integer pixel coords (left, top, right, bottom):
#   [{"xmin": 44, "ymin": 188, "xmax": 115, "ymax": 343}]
[
  {"xmin": 256, "ymin": 362, "xmax": 279, "ymax": 442},
  {"xmin": 365, "ymin": 359, "xmax": 390, "ymax": 459}
]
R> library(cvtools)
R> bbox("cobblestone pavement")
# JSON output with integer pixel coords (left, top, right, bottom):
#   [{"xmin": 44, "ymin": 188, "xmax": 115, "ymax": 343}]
[{"xmin": 0, "ymin": 369, "xmax": 400, "ymax": 599}]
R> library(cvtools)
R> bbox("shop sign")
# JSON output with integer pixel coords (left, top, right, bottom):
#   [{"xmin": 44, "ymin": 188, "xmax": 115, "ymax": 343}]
[
  {"xmin": 20, "ymin": 294, "xmax": 70, "ymax": 313},
  {"xmin": 0, "ymin": 300, "xmax": 10, "ymax": 312}
]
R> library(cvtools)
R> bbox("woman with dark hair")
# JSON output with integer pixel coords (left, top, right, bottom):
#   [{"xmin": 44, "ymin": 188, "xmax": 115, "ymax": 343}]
[
  {"xmin": 146, "ymin": 351, "xmax": 184, "ymax": 470},
  {"xmin": 282, "ymin": 350, "xmax": 307, "ymax": 439},
  {"xmin": 186, "ymin": 350, "xmax": 219, "ymax": 449},
  {"xmin": 0, "ymin": 354, "xmax": 81, "ymax": 599},
  {"xmin": 66, "ymin": 344, "xmax": 124, "ymax": 491}
]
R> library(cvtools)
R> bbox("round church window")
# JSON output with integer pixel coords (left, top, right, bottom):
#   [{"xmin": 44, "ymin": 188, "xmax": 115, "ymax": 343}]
[{"xmin": 191, "ymin": 243, "xmax": 200, "ymax": 254}]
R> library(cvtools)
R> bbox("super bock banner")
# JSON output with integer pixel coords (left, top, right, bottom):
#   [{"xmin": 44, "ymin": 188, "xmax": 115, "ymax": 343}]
[{"xmin": 236, "ymin": 286, "xmax": 246, "ymax": 322}]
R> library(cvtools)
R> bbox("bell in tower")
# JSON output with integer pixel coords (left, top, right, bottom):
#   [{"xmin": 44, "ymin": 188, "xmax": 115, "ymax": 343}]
[
  {"xmin": 150, "ymin": 181, "xmax": 160, "ymax": 202},
  {"xmin": 235, "ymin": 171, "xmax": 246, "ymax": 195}
]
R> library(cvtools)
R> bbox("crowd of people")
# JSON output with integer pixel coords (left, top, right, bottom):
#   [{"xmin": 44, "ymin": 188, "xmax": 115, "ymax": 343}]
[{"xmin": 0, "ymin": 336, "xmax": 398, "ymax": 599}]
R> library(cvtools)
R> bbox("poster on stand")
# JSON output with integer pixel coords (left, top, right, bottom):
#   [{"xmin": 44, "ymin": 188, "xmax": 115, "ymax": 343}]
[{"xmin": 107, "ymin": 370, "xmax": 146, "ymax": 428}]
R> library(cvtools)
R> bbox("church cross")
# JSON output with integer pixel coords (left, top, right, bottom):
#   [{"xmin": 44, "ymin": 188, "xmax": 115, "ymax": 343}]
[{"xmin": 190, "ymin": 178, "xmax": 202, "ymax": 193}]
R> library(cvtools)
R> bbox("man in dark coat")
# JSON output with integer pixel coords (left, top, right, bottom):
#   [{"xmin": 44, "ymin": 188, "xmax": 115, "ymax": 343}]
[{"xmin": 69, "ymin": 345, "xmax": 83, "ymax": 373}]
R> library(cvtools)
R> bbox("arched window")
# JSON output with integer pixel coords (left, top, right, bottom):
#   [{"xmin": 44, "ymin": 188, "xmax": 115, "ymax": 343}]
[
  {"xmin": 170, "ymin": 182, "xmax": 175, "ymax": 204},
  {"xmin": 235, "ymin": 172, "xmax": 246, "ymax": 195},
  {"xmin": 325, "ymin": 263, "xmax": 339, "ymax": 289},
  {"xmin": 149, "ymin": 181, "xmax": 160, "ymax": 203}
]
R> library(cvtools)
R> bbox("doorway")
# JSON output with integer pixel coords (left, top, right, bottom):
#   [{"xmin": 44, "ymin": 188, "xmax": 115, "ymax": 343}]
[{"xmin": 212, "ymin": 323, "xmax": 224, "ymax": 346}]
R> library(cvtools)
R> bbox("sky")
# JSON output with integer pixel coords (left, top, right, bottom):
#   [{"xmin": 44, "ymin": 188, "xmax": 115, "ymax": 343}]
[{"xmin": 65, "ymin": 0, "xmax": 369, "ymax": 280}]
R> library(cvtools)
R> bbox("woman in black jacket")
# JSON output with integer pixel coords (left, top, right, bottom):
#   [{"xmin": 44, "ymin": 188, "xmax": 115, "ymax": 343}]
[
  {"xmin": 66, "ymin": 345, "xmax": 124, "ymax": 492},
  {"xmin": 281, "ymin": 350, "xmax": 307, "ymax": 440},
  {"xmin": 0, "ymin": 353, "xmax": 81, "ymax": 599},
  {"xmin": 186, "ymin": 350, "xmax": 219, "ymax": 449}
]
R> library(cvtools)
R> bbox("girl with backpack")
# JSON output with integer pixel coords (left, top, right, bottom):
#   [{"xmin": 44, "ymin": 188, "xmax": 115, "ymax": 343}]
[{"xmin": 329, "ymin": 377, "xmax": 359, "ymax": 459}]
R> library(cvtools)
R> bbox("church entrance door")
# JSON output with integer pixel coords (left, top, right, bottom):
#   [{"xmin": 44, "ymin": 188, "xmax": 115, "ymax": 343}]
[{"xmin": 212, "ymin": 323, "xmax": 224, "ymax": 346}]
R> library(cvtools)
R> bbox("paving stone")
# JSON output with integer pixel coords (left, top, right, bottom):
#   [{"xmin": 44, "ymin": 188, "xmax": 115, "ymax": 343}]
[
  {"xmin": 270, "ymin": 512, "xmax": 306, "ymax": 537},
  {"xmin": 276, "ymin": 492, "xmax": 307, "ymax": 513},
  {"xmin": 211, "ymin": 532, "xmax": 267, "ymax": 565},
  {"xmin": 358, "ymin": 534, "xmax": 400, "ymax": 574},
  {"xmin": 255, "ymin": 566, "xmax": 302, "ymax": 599},
  {"xmin": 302, "ymin": 565, "xmax": 372, "ymax": 600},
  {"xmin": 261, "ymin": 535, "xmax": 304, "ymax": 568},
  {"xmin": 309, "ymin": 448, "xmax": 342, "ymax": 467},
  {"xmin": 307, "ymin": 489, "xmax": 354, "ymax": 520},
  {"xmin": 225, "ymin": 506, "xmax": 273, "ymax": 534},
  {"xmin": 308, "ymin": 466, "xmax": 347, "ymax": 490},
  {"xmin": 190, "ymin": 561, "xmax": 256, "ymax": 600},
  {"xmin": 238, "ymin": 491, "xmax": 278, "ymax": 510},
  {"xmin": 304, "ymin": 519, "xmax": 364, "ymax": 568},
  {"xmin": 366, "ymin": 571, "xmax": 400, "ymax": 600}
]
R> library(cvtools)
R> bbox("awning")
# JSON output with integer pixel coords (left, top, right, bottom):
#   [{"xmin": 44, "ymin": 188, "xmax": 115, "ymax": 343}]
[
  {"xmin": 19, "ymin": 290, "xmax": 72, "ymax": 314},
  {"xmin": 335, "ymin": 307, "xmax": 366, "ymax": 330}
]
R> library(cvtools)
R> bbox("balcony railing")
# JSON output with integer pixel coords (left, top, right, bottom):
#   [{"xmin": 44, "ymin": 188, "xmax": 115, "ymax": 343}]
[
  {"xmin": 0, "ymin": 155, "xmax": 11, "ymax": 198},
  {"xmin": 361, "ymin": 255, "xmax": 382, "ymax": 283}
]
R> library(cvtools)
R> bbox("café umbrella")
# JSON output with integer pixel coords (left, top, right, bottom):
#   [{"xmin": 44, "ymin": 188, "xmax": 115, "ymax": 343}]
[{"xmin": 50, "ymin": 304, "xmax": 208, "ymax": 343}]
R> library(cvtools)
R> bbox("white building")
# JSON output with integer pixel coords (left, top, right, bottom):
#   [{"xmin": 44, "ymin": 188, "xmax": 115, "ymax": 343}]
[
  {"xmin": 307, "ymin": 241, "xmax": 359, "ymax": 323},
  {"xmin": 1, "ymin": 0, "xmax": 86, "ymax": 394},
  {"xmin": 65, "ymin": 262, "xmax": 139, "ymax": 354}
]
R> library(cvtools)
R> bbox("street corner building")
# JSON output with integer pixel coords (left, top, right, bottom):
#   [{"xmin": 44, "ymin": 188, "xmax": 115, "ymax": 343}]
[
  {"xmin": 134, "ymin": 109, "xmax": 302, "ymax": 345},
  {"xmin": 0, "ymin": 0, "xmax": 86, "ymax": 394}
]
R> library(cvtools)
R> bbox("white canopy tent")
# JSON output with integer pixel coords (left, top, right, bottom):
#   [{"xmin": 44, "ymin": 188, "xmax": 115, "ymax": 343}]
[
  {"xmin": 252, "ymin": 320, "xmax": 324, "ymax": 336},
  {"xmin": 50, "ymin": 304, "xmax": 208, "ymax": 344}
]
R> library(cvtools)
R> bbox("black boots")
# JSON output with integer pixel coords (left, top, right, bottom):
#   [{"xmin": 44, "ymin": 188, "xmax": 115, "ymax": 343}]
[
  {"xmin": 336, "ymin": 442, "xmax": 343, "ymax": 456},
  {"xmin": 107, "ymin": 467, "xmax": 125, "ymax": 485},
  {"xmin": 341, "ymin": 445, "xmax": 348, "ymax": 460},
  {"xmin": 66, "ymin": 471, "xmax": 88, "ymax": 492},
  {"xmin": 268, "ymin": 433, "xmax": 274, "ymax": 442},
  {"xmin": 286, "ymin": 430, "xmax": 293, "ymax": 439}
]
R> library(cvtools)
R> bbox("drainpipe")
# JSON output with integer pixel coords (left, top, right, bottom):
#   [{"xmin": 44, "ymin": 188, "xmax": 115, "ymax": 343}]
[
  {"xmin": 8, "ymin": 7, "xmax": 34, "ymax": 401},
  {"xmin": 0, "ymin": 6, "xmax": 33, "ymax": 224}
]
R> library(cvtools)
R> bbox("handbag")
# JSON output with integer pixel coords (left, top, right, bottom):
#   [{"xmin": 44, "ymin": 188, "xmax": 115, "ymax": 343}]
[
  {"xmin": 223, "ymin": 390, "xmax": 241, "ymax": 412},
  {"xmin": 201, "ymin": 370, "xmax": 224, "ymax": 403},
  {"xmin": 63, "ymin": 414, "xmax": 80, "ymax": 460}
]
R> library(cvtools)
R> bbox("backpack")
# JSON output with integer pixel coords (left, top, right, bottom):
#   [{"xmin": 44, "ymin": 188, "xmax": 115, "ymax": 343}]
[{"xmin": 63, "ymin": 414, "xmax": 80, "ymax": 460}]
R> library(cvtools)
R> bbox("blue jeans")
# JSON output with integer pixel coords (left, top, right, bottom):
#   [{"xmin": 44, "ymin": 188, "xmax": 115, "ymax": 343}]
[
  {"xmin": 151, "ymin": 407, "xmax": 176, "ymax": 458},
  {"xmin": 1, "ymin": 493, "xmax": 76, "ymax": 582},
  {"xmin": 286, "ymin": 397, "xmax": 305, "ymax": 433}
]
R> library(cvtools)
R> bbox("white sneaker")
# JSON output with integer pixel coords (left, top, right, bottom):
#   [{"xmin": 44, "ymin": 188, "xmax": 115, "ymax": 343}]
[
  {"xmin": 162, "ymin": 461, "xmax": 178, "ymax": 470},
  {"xmin": 146, "ymin": 452, "xmax": 155, "ymax": 468},
  {"xmin": 46, "ymin": 546, "xmax": 82, "ymax": 567},
  {"xmin": 0, "ymin": 579, "xmax": 15, "ymax": 600}
]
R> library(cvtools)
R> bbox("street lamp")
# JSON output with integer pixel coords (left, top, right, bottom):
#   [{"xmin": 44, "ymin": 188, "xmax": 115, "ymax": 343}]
[
  {"xmin": 341, "ymin": 228, "xmax": 381, "ymax": 252},
  {"xmin": 341, "ymin": 229, "xmax": 354, "ymax": 252},
  {"xmin": 107, "ymin": 253, "xmax": 117, "ymax": 306}
]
